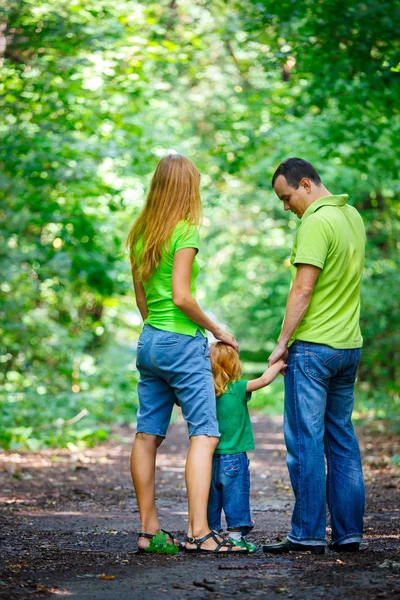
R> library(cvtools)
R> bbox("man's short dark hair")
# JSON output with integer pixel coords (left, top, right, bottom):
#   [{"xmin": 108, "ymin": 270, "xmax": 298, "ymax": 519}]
[{"xmin": 271, "ymin": 158, "xmax": 322, "ymax": 189}]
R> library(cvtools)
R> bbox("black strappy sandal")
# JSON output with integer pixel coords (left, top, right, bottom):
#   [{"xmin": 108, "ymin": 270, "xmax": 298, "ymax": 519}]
[
  {"xmin": 137, "ymin": 529, "xmax": 184, "ymax": 554},
  {"xmin": 184, "ymin": 531, "xmax": 249, "ymax": 554}
]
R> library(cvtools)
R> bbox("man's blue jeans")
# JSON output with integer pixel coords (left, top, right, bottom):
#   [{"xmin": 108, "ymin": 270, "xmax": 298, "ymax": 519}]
[{"xmin": 284, "ymin": 341, "xmax": 365, "ymax": 546}]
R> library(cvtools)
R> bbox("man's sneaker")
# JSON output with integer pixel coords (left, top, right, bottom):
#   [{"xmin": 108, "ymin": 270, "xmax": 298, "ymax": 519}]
[
  {"xmin": 263, "ymin": 537, "xmax": 325, "ymax": 555},
  {"xmin": 231, "ymin": 537, "xmax": 257, "ymax": 553}
]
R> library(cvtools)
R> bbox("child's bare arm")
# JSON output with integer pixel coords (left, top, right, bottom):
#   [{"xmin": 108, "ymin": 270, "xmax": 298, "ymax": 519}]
[{"xmin": 246, "ymin": 359, "xmax": 285, "ymax": 393}]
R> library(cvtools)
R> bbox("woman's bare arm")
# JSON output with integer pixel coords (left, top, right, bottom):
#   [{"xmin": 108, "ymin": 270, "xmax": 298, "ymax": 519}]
[
  {"xmin": 132, "ymin": 273, "xmax": 148, "ymax": 321},
  {"xmin": 172, "ymin": 248, "xmax": 238, "ymax": 351}
]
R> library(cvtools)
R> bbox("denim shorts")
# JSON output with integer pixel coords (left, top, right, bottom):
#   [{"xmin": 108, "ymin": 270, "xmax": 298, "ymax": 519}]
[
  {"xmin": 207, "ymin": 452, "xmax": 254, "ymax": 535},
  {"xmin": 135, "ymin": 325, "xmax": 220, "ymax": 438}
]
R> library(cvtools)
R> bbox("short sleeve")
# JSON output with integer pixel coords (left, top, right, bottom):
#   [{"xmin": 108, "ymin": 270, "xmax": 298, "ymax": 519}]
[
  {"xmin": 173, "ymin": 221, "xmax": 200, "ymax": 254},
  {"xmin": 233, "ymin": 380, "xmax": 252, "ymax": 403},
  {"xmin": 293, "ymin": 215, "xmax": 331, "ymax": 269}
]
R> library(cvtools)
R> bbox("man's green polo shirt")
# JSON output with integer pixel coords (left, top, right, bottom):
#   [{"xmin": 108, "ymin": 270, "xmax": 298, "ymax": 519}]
[{"xmin": 290, "ymin": 194, "xmax": 365, "ymax": 349}]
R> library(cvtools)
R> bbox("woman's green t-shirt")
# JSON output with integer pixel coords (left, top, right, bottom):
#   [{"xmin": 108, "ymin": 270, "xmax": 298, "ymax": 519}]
[{"xmin": 134, "ymin": 221, "xmax": 205, "ymax": 337}]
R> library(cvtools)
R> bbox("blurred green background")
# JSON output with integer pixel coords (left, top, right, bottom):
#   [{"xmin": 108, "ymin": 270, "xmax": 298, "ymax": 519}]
[{"xmin": 1, "ymin": 0, "xmax": 399, "ymax": 449}]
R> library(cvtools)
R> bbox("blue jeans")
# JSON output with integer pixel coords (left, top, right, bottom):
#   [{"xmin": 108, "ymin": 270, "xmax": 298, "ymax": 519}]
[
  {"xmin": 284, "ymin": 341, "xmax": 365, "ymax": 546},
  {"xmin": 207, "ymin": 452, "xmax": 254, "ymax": 535}
]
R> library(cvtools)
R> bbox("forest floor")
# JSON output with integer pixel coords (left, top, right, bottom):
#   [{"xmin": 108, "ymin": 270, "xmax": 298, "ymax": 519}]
[{"xmin": 1, "ymin": 414, "xmax": 399, "ymax": 600}]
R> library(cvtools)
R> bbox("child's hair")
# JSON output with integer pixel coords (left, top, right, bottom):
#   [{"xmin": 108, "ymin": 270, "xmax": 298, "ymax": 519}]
[{"xmin": 209, "ymin": 342, "xmax": 242, "ymax": 397}]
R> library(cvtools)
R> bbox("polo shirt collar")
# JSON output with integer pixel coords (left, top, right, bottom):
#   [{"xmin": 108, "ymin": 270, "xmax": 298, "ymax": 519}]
[{"xmin": 302, "ymin": 194, "xmax": 349, "ymax": 221}]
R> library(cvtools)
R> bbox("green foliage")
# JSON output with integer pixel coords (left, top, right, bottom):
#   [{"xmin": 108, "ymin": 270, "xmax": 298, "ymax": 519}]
[
  {"xmin": 247, "ymin": 378, "xmax": 284, "ymax": 415},
  {"xmin": 1, "ymin": 0, "xmax": 399, "ymax": 449},
  {"xmin": 0, "ymin": 338, "xmax": 139, "ymax": 449}
]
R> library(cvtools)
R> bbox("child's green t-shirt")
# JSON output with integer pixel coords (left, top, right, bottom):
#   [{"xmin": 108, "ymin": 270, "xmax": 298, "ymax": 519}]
[{"xmin": 214, "ymin": 380, "xmax": 255, "ymax": 454}]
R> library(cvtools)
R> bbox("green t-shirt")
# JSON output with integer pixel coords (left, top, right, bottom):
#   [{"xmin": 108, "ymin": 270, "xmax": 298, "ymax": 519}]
[
  {"xmin": 214, "ymin": 380, "xmax": 255, "ymax": 455},
  {"xmin": 135, "ymin": 221, "xmax": 205, "ymax": 337},
  {"xmin": 290, "ymin": 194, "xmax": 365, "ymax": 349}
]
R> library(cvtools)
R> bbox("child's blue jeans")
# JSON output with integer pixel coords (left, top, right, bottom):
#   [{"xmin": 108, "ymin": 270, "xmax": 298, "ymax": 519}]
[{"xmin": 207, "ymin": 452, "xmax": 254, "ymax": 535}]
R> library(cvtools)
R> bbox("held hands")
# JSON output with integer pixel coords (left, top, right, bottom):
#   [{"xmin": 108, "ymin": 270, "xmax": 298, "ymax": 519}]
[
  {"xmin": 268, "ymin": 341, "xmax": 289, "ymax": 374},
  {"xmin": 266, "ymin": 358, "xmax": 287, "ymax": 381}
]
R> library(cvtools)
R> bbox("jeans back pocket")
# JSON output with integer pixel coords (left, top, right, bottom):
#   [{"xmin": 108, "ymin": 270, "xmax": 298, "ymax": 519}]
[
  {"xmin": 305, "ymin": 342, "xmax": 343, "ymax": 381},
  {"xmin": 222, "ymin": 457, "xmax": 240, "ymax": 478}
]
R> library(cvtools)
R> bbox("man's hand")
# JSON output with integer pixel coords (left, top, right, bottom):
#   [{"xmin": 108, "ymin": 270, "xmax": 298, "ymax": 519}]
[{"xmin": 268, "ymin": 342, "xmax": 288, "ymax": 369}]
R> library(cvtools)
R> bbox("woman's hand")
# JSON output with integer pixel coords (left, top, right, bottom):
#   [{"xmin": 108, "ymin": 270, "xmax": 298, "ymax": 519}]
[{"xmin": 213, "ymin": 328, "xmax": 239, "ymax": 352}]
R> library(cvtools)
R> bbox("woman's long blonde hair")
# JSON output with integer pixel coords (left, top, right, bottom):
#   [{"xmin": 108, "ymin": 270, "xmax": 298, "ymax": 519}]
[
  {"xmin": 126, "ymin": 154, "xmax": 202, "ymax": 281},
  {"xmin": 210, "ymin": 342, "xmax": 242, "ymax": 397}
]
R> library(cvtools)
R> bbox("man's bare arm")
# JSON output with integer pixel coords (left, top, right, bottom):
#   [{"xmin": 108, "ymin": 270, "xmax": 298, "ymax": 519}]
[{"xmin": 268, "ymin": 264, "xmax": 321, "ymax": 366}]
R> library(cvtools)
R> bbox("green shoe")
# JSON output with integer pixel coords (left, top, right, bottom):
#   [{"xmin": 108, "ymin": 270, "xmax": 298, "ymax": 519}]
[
  {"xmin": 231, "ymin": 537, "xmax": 257, "ymax": 553},
  {"xmin": 137, "ymin": 530, "xmax": 182, "ymax": 554}
]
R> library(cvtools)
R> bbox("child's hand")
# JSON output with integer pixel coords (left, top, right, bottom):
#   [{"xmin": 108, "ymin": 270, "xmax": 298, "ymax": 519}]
[{"xmin": 267, "ymin": 358, "xmax": 286, "ymax": 380}]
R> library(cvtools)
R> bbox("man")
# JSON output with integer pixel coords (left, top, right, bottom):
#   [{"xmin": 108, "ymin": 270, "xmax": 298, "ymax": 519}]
[{"xmin": 263, "ymin": 158, "xmax": 366, "ymax": 555}]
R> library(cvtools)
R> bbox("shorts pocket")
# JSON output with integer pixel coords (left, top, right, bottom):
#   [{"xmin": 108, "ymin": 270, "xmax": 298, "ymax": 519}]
[
  {"xmin": 154, "ymin": 333, "xmax": 180, "ymax": 347},
  {"xmin": 137, "ymin": 326, "xmax": 152, "ymax": 349},
  {"xmin": 195, "ymin": 334, "xmax": 209, "ymax": 357},
  {"xmin": 201, "ymin": 338, "xmax": 212, "ymax": 371},
  {"xmin": 223, "ymin": 457, "xmax": 240, "ymax": 478}
]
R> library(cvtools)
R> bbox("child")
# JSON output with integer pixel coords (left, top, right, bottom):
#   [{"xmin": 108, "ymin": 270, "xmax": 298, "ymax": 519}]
[{"xmin": 207, "ymin": 342, "xmax": 285, "ymax": 552}]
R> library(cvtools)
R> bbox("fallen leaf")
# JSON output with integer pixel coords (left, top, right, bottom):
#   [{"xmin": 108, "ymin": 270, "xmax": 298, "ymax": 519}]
[{"xmin": 32, "ymin": 584, "xmax": 52, "ymax": 593}]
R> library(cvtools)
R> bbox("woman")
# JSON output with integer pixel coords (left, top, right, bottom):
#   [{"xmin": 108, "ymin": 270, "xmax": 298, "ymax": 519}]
[{"xmin": 127, "ymin": 154, "xmax": 246, "ymax": 554}]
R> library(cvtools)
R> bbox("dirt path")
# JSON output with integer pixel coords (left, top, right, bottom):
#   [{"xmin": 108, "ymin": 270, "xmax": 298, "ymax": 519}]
[{"xmin": 1, "ymin": 415, "xmax": 399, "ymax": 599}]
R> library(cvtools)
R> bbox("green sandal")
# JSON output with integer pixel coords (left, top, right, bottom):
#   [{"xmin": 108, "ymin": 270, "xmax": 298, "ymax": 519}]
[
  {"xmin": 231, "ymin": 536, "xmax": 257, "ymax": 553},
  {"xmin": 137, "ymin": 529, "xmax": 183, "ymax": 554},
  {"xmin": 184, "ymin": 530, "xmax": 249, "ymax": 554}
]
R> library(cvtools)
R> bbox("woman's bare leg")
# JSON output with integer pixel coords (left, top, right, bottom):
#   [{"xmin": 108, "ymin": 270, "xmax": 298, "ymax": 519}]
[
  {"xmin": 130, "ymin": 432, "xmax": 163, "ymax": 550},
  {"xmin": 185, "ymin": 435, "xmax": 241, "ymax": 551},
  {"xmin": 132, "ymin": 432, "xmax": 241, "ymax": 552}
]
